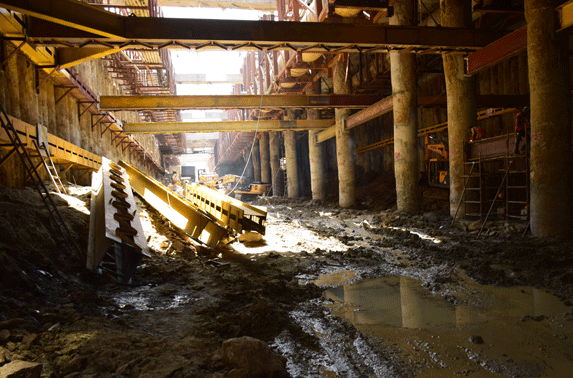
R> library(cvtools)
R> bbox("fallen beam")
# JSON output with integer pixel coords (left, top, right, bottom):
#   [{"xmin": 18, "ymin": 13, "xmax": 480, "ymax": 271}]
[
  {"xmin": 99, "ymin": 94, "xmax": 381, "ymax": 111},
  {"xmin": 123, "ymin": 119, "xmax": 335, "ymax": 134},
  {"xmin": 87, "ymin": 158, "xmax": 150, "ymax": 284},
  {"xmin": 119, "ymin": 160, "xmax": 228, "ymax": 248},
  {"xmin": 183, "ymin": 183, "xmax": 267, "ymax": 235}
]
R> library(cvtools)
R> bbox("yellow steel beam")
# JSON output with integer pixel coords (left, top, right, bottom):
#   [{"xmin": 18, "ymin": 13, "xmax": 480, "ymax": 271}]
[
  {"xmin": 118, "ymin": 160, "xmax": 228, "ymax": 248},
  {"xmin": 58, "ymin": 46, "xmax": 130, "ymax": 69},
  {"xmin": 183, "ymin": 183, "xmax": 267, "ymax": 235},
  {"xmin": 0, "ymin": 115, "xmax": 101, "ymax": 170},
  {"xmin": 0, "ymin": 0, "xmax": 124, "ymax": 38},
  {"xmin": 558, "ymin": 0, "xmax": 573, "ymax": 31},
  {"xmin": 316, "ymin": 125, "xmax": 336, "ymax": 143},
  {"xmin": 123, "ymin": 119, "xmax": 335, "ymax": 134},
  {"xmin": 99, "ymin": 94, "xmax": 380, "ymax": 111},
  {"xmin": 0, "ymin": 9, "xmax": 56, "ymax": 70}
]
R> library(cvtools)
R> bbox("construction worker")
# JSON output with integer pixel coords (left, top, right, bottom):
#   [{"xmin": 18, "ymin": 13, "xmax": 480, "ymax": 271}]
[
  {"xmin": 514, "ymin": 106, "xmax": 530, "ymax": 154},
  {"xmin": 470, "ymin": 126, "xmax": 485, "ymax": 142}
]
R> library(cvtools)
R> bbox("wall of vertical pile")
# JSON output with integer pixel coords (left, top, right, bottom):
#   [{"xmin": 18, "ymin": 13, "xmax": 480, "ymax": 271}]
[{"xmin": 0, "ymin": 42, "xmax": 161, "ymax": 188}]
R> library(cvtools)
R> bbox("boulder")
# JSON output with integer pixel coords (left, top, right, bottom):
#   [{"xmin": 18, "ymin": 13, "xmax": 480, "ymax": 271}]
[
  {"xmin": 422, "ymin": 212, "xmax": 440, "ymax": 224},
  {"xmin": 467, "ymin": 220, "xmax": 483, "ymax": 231},
  {"xmin": 216, "ymin": 336, "xmax": 286, "ymax": 376},
  {"xmin": 0, "ymin": 360, "xmax": 42, "ymax": 378},
  {"xmin": 0, "ymin": 329, "xmax": 10, "ymax": 343},
  {"xmin": 238, "ymin": 232, "xmax": 263, "ymax": 243}
]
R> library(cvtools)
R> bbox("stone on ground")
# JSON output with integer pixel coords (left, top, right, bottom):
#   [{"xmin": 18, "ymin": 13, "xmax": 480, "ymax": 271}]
[
  {"xmin": 238, "ymin": 232, "xmax": 263, "ymax": 243},
  {"xmin": 215, "ymin": 336, "xmax": 286, "ymax": 376},
  {"xmin": 0, "ymin": 360, "xmax": 42, "ymax": 378}
]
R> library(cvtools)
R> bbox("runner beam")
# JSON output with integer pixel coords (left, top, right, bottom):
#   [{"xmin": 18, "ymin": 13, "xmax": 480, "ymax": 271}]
[{"xmin": 123, "ymin": 119, "xmax": 335, "ymax": 134}]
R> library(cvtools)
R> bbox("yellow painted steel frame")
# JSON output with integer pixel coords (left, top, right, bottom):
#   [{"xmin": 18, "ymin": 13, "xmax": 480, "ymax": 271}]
[
  {"xmin": 183, "ymin": 183, "xmax": 244, "ymax": 233},
  {"xmin": 119, "ymin": 160, "xmax": 228, "ymax": 248},
  {"xmin": 0, "ymin": 115, "xmax": 101, "ymax": 170},
  {"xmin": 183, "ymin": 183, "xmax": 267, "ymax": 235}
]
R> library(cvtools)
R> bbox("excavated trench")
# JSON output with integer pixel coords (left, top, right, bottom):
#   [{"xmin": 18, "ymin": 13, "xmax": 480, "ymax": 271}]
[{"xmin": 1, "ymin": 184, "xmax": 573, "ymax": 377}]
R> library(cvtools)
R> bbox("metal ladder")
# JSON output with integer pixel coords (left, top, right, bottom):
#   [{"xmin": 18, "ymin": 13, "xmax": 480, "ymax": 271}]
[
  {"xmin": 31, "ymin": 140, "xmax": 67, "ymax": 194},
  {"xmin": 0, "ymin": 103, "xmax": 81, "ymax": 258}
]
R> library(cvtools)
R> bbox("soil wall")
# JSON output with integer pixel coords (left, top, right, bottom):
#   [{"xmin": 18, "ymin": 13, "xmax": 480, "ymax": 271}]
[{"xmin": 0, "ymin": 42, "xmax": 162, "ymax": 188}]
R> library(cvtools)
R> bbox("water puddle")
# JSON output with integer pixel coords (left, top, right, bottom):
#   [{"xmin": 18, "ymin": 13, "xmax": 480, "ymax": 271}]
[
  {"xmin": 319, "ymin": 274, "xmax": 569, "ymax": 330},
  {"xmin": 111, "ymin": 284, "xmax": 197, "ymax": 311},
  {"xmin": 315, "ymin": 272, "xmax": 573, "ymax": 377}
]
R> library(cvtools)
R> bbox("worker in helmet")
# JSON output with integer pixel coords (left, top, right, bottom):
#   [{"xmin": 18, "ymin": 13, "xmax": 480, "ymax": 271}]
[
  {"xmin": 470, "ymin": 126, "xmax": 485, "ymax": 142},
  {"xmin": 514, "ymin": 106, "xmax": 530, "ymax": 154}
]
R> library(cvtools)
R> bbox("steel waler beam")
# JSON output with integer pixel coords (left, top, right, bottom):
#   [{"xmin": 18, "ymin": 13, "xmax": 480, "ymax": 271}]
[
  {"xmin": 87, "ymin": 157, "xmax": 150, "ymax": 284},
  {"xmin": 118, "ymin": 160, "xmax": 228, "ymax": 248}
]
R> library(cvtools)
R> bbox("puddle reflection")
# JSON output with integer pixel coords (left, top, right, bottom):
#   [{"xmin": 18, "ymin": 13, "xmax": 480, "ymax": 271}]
[{"xmin": 319, "ymin": 274, "xmax": 569, "ymax": 330}]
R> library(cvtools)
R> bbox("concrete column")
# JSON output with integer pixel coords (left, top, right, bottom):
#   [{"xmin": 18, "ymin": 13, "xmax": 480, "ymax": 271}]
[
  {"xmin": 269, "ymin": 131, "xmax": 284, "ymax": 196},
  {"xmin": 284, "ymin": 110, "xmax": 299, "ymax": 198},
  {"xmin": 259, "ymin": 132, "xmax": 271, "ymax": 183},
  {"xmin": 525, "ymin": 0, "xmax": 573, "ymax": 236},
  {"xmin": 252, "ymin": 138, "xmax": 261, "ymax": 182},
  {"xmin": 390, "ymin": 0, "xmax": 420, "ymax": 214},
  {"xmin": 334, "ymin": 57, "xmax": 356, "ymax": 207},
  {"xmin": 307, "ymin": 89, "xmax": 326, "ymax": 200},
  {"xmin": 441, "ymin": 0, "xmax": 476, "ymax": 218}
]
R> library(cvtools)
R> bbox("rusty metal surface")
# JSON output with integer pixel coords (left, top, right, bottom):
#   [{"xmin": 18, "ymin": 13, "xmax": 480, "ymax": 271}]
[
  {"xmin": 345, "ymin": 95, "xmax": 394, "ymax": 130},
  {"xmin": 467, "ymin": 134, "xmax": 517, "ymax": 160},
  {"xmin": 87, "ymin": 158, "xmax": 150, "ymax": 284},
  {"xmin": 21, "ymin": 11, "xmax": 506, "ymax": 53},
  {"xmin": 466, "ymin": 26, "xmax": 527, "ymax": 76}
]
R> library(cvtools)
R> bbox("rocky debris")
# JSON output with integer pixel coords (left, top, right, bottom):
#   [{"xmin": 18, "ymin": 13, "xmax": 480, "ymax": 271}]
[
  {"xmin": 214, "ymin": 336, "xmax": 287, "ymax": 377},
  {"xmin": 0, "ymin": 329, "xmax": 10, "ymax": 343},
  {"xmin": 469, "ymin": 335, "xmax": 484, "ymax": 345},
  {"xmin": 238, "ymin": 232, "xmax": 263, "ymax": 243},
  {"xmin": 0, "ymin": 319, "xmax": 26, "ymax": 330},
  {"xmin": 0, "ymin": 360, "xmax": 42, "ymax": 378}
]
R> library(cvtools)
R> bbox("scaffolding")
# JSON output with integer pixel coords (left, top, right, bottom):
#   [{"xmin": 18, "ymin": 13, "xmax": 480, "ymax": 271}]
[{"xmin": 462, "ymin": 133, "xmax": 529, "ymax": 223}]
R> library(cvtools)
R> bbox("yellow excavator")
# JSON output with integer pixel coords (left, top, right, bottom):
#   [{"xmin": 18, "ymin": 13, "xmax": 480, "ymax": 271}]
[
  {"xmin": 425, "ymin": 135, "xmax": 449, "ymax": 187},
  {"xmin": 234, "ymin": 182, "xmax": 272, "ymax": 201}
]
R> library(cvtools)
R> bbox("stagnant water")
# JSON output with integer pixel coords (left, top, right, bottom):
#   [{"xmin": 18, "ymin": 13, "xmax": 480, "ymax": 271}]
[{"xmin": 307, "ymin": 272, "xmax": 573, "ymax": 377}]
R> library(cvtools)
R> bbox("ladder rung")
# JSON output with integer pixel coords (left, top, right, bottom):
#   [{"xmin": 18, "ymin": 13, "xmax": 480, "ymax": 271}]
[{"xmin": 507, "ymin": 200, "xmax": 527, "ymax": 204}]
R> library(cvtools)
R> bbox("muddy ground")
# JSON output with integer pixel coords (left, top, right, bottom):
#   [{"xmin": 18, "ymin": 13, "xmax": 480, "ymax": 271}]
[{"xmin": 0, "ymin": 182, "xmax": 572, "ymax": 377}]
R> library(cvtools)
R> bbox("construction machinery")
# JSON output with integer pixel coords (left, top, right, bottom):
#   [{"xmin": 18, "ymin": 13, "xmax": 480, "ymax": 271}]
[
  {"xmin": 425, "ymin": 135, "xmax": 449, "ymax": 188},
  {"xmin": 234, "ymin": 182, "xmax": 272, "ymax": 201}
]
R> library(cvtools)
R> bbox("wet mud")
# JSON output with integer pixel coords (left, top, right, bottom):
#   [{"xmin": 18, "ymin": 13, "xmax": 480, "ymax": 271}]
[{"xmin": 1, "ymin": 184, "xmax": 573, "ymax": 377}]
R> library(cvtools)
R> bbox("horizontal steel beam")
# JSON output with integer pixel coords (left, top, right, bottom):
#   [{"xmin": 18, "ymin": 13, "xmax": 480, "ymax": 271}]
[
  {"xmin": 20, "ymin": 10, "xmax": 506, "ymax": 53},
  {"xmin": 123, "ymin": 119, "xmax": 335, "ymax": 133},
  {"xmin": 99, "ymin": 94, "xmax": 381, "ymax": 110},
  {"xmin": 0, "ymin": 0, "xmax": 124, "ymax": 38}
]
